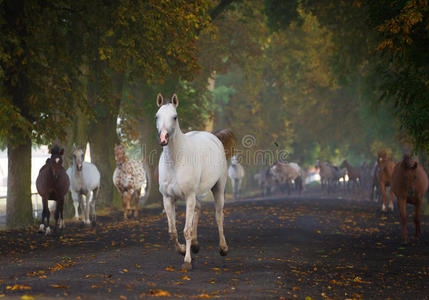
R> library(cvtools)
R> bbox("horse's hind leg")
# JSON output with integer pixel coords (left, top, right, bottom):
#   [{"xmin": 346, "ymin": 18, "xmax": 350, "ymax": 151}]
[
  {"xmin": 39, "ymin": 197, "xmax": 48, "ymax": 233},
  {"xmin": 191, "ymin": 199, "xmax": 201, "ymax": 253},
  {"xmin": 133, "ymin": 189, "xmax": 140, "ymax": 218},
  {"xmin": 212, "ymin": 181, "xmax": 228, "ymax": 257},
  {"xmin": 163, "ymin": 196, "xmax": 185, "ymax": 255}
]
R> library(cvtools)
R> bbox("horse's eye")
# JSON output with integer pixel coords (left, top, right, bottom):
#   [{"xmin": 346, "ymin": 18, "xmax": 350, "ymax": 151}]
[
  {"xmin": 173, "ymin": 116, "xmax": 177, "ymax": 120},
  {"xmin": 155, "ymin": 115, "xmax": 158, "ymax": 120}
]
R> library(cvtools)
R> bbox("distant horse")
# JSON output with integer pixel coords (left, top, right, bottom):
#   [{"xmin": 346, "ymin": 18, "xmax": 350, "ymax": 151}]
[
  {"xmin": 113, "ymin": 144, "xmax": 147, "ymax": 220},
  {"xmin": 316, "ymin": 160, "xmax": 333, "ymax": 193},
  {"xmin": 228, "ymin": 155, "xmax": 245, "ymax": 200},
  {"xmin": 289, "ymin": 162, "xmax": 305, "ymax": 194},
  {"xmin": 328, "ymin": 163, "xmax": 347, "ymax": 191},
  {"xmin": 254, "ymin": 168, "xmax": 276, "ymax": 195},
  {"xmin": 377, "ymin": 150, "xmax": 395, "ymax": 211},
  {"xmin": 392, "ymin": 154, "xmax": 428, "ymax": 243},
  {"xmin": 340, "ymin": 160, "xmax": 361, "ymax": 191},
  {"xmin": 156, "ymin": 93, "xmax": 236, "ymax": 270},
  {"xmin": 271, "ymin": 162, "xmax": 300, "ymax": 194},
  {"xmin": 66, "ymin": 145, "xmax": 100, "ymax": 225},
  {"xmin": 36, "ymin": 145, "xmax": 70, "ymax": 235}
]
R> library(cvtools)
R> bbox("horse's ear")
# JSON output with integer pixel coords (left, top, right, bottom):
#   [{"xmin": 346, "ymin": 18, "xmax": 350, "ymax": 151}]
[
  {"xmin": 156, "ymin": 93, "xmax": 163, "ymax": 107},
  {"xmin": 72, "ymin": 143, "xmax": 77, "ymax": 151},
  {"xmin": 60, "ymin": 148, "xmax": 64, "ymax": 156},
  {"xmin": 171, "ymin": 94, "xmax": 179, "ymax": 107}
]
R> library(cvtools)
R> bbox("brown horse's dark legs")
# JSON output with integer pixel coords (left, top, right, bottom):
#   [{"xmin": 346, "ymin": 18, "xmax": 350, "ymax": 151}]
[
  {"xmin": 414, "ymin": 200, "xmax": 421, "ymax": 239},
  {"xmin": 398, "ymin": 198, "xmax": 408, "ymax": 244}
]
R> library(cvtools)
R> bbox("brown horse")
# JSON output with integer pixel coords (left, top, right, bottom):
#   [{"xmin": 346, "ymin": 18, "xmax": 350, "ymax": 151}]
[
  {"xmin": 392, "ymin": 154, "xmax": 428, "ymax": 244},
  {"xmin": 36, "ymin": 145, "xmax": 70, "ymax": 235},
  {"xmin": 377, "ymin": 150, "xmax": 396, "ymax": 211},
  {"xmin": 340, "ymin": 160, "xmax": 361, "ymax": 191}
]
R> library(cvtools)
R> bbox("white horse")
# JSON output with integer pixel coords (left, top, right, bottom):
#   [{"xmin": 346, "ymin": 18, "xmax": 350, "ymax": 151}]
[
  {"xmin": 156, "ymin": 93, "xmax": 235, "ymax": 270},
  {"xmin": 66, "ymin": 145, "xmax": 100, "ymax": 225},
  {"xmin": 228, "ymin": 155, "xmax": 245, "ymax": 200}
]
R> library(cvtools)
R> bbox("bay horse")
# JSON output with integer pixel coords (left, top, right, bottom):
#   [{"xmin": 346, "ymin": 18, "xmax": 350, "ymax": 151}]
[
  {"xmin": 392, "ymin": 154, "xmax": 428, "ymax": 244},
  {"xmin": 66, "ymin": 144, "xmax": 100, "ymax": 225},
  {"xmin": 228, "ymin": 155, "xmax": 245, "ymax": 200},
  {"xmin": 36, "ymin": 145, "xmax": 70, "ymax": 235},
  {"xmin": 113, "ymin": 144, "xmax": 147, "ymax": 220},
  {"xmin": 377, "ymin": 150, "xmax": 396, "ymax": 211},
  {"xmin": 156, "ymin": 93, "xmax": 236, "ymax": 270},
  {"xmin": 340, "ymin": 160, "xmax": 361, "ymax": 191}
]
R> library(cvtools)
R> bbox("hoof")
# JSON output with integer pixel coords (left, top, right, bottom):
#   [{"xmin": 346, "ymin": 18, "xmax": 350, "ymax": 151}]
[
  {"xmin": 38, "ymin": 224, "xmax": 45, "ymax": 233},
  {"xmin": 91, "ymin": 220, "xmax": 97, "ymax": 228},
  {"xmin": 175, "ymin": 244, "xmax": 186, "ymax": 256},
  {"xmin": 219, "ymin": 246, "xmax": 228, "ymax": 257},
  {"xmin": 45, "ymin": 227, "xmax": 52, "ymax": 236},
  {"xmin": 182, "ymin": 262, "xmax": 192, "ymax": 271},
  {"xmin": 381, "ymin": 204, "xmax": 386, "ymax": 212},
  {"xmin": 191, "ymin": 242, "xmax": 200, "ymax": 254}
]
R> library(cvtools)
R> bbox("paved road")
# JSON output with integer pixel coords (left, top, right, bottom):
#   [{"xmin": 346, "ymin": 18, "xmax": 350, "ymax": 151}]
[{"xmin": 0, "ymin": 196, "xmax": 428, "ymax": 299}]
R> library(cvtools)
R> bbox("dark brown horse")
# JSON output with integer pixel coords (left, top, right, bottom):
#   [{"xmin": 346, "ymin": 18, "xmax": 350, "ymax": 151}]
[
  {"xmin": 392, "ymin": 154, "xmax": 428, "ymax": 244},
  {"xmin": 340, "ymin": 160, "xmax": 361, "ymax": 191},
  {"xmin": 36, "ymin": 145, "xmax": 70, "ymax": 235}
]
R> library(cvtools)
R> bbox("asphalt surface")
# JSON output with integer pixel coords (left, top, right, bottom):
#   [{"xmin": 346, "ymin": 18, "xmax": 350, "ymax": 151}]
[{"xmin": 0, "ymin": 195, "xmax": 428, "ymax": 299}]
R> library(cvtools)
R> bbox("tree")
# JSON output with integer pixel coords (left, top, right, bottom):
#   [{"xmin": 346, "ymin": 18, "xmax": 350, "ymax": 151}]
[{"xmin": 0, "ymin": 0, "xmax": 85, "ymax": 227}]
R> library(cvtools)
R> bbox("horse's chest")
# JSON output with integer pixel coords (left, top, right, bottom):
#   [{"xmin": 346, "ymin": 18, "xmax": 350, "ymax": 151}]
[{"xmin": 114, "ymin": 161, "xmax": 145, "ymax": 192}]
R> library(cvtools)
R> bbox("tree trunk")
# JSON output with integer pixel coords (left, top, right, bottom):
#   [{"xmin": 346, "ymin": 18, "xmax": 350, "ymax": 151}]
[
  {"xmin": 88, "ymin": 72, "xmax": 123, "ymax": 207},
  {"xmin": 6, "ymin": 136, "xmax": 33, "ymax": 228}
]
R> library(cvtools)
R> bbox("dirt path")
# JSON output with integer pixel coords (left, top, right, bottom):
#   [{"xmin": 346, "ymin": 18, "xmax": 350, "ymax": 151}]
[{"xmin": 0, "ymin": 196, "xmax": 428, "ymax": 299}]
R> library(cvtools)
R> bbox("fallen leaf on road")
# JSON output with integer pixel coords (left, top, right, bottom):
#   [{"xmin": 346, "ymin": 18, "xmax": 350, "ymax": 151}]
[
  {"xmin": 49, "ymin": 284, "xmax": 68, "ymax": 289},
  {"xmin": 149, "ymin": 289, "xmax": 171, "ymax": 297},
  {"xmin": 6, "ymin": 285, "xmax": 31, "ymax": 290}
]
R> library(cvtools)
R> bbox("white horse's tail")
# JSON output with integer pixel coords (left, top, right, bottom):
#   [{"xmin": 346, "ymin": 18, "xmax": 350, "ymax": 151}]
[{"xmin": 213, "ymin": 129, "xmax": 237, "ymax": 160}]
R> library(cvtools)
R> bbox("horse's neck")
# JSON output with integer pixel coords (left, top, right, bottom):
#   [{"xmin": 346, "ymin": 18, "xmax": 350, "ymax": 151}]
[{"xmin": 163, "ymin": 129, "xmax": 186, "ymax": 164}]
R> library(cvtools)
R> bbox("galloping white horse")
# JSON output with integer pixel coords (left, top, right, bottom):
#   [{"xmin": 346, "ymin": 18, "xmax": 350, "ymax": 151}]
[
  {"xmin": 66, "ymin": 145, "xmax": 100, "ymax": 225},
  {"xmin": 156, "ymin": 93, "xmax": 236, "ymax": 270},
  {"xmin": 228, "ymin": 155, "xmax": 245, "ymax": 200}
]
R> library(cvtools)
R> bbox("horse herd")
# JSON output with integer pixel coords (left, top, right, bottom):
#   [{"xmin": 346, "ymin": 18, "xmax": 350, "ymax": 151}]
[
  {"xmin": 32, "ymin": 93, "xmax": 428, "ymax": 270},
  {"xmin": 251, "ymin": 151, "xmax": 428, "ymax": 244},
  {"xmin": 36, "ymin": 144, "xmax": 147, "ymax": 236}
]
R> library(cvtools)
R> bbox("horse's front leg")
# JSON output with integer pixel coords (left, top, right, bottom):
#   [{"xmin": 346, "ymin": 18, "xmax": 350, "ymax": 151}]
[
  {"xmin": 88, "ymin": 190, "xmax": 96, "ymax": 226},
  {"xmin": 163, "ymin": 196, "xmax": 184, "ymax": 255},
  {"xmin": 398, "ymin": 197, "xmax": 408, "ymax": 244},
  {"xmin": 191, "ymin": 199, "xmax": 201, "ymax": 254},
  {"xmin": 133, "ymin": 189, "xmax": 141, "ymax": 218},
  {"xmin": 414, "ymin": 199, "xmax": 422, "ymax": 239},
  {"xmin": 231, "ymin": 179, "xmax": 236, "ymax": 200},
  {"xmin": 388, "ymin": 186, "xmax": 395, "ymax": 211},
  {"xmin": 380, "ymin": 182, "xmax": 387, "ymax": 211},
  {"xmin": 183, "ymin": 193, "xmax": 196, "ymax": 270},
  {"xmin": 238, "ymin": 179, "xmax": 242, "ymax": 199},
  {"xmin": 84, "ymin": 192, "xmax": 91, "ymax": 225},
  {"xmin": 71, "ymin": 191, "xmax": 80, "ymax": 221}
]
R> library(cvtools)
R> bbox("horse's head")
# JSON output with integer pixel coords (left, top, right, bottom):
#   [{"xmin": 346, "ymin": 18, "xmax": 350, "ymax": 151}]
[
  {"xmin": 155, "ymin": 93, "xmax": 179, "ymax": 146},
  {"xmin": 401, "ymin": 154, "xmax": 418, "ymax": 189},
  {"xmin": 340, "ymin": 160, "xmax": 347, "ymax": 169},
  {"xmin": 231, "ymin": 155, "xmax": 239, "ymax": 166},
  {"xmin": 114, "ymin": 144, "xmax": 127, "ymax": 167},
  {"xmin": 377, "ymin": 150, "xmax": 389, "ymax": 171},
  {"xmin": 49, "ymin": 145, "xmax": 64, "ymax": 178},
  {"xmin": 71, "ymin": 144, "xmax": 84, "ymax": 171}
]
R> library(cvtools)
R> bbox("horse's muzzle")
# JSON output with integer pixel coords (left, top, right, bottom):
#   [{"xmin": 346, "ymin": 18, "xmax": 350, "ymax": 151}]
[
  {"xmin": 159, "ymin": 130, "xmax": 169, "ymax": 146},
  {"xmin": 77, "ymin": 164, "xmax": 82, "ymax": 171}
]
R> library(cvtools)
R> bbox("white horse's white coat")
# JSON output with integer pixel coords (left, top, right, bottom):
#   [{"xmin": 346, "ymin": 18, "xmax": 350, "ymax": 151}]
[
  {"xmin": 228, "ymin": 156, "xmax": 245, "ymax": 200},
  {"xmin": 67, "ymin": 147, "xmax": 100, "ymax": 225},
  {"xmin": 156, "ymin": 94, "xmax": 229, "ymax": 269}
]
